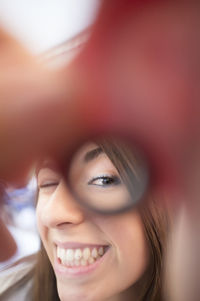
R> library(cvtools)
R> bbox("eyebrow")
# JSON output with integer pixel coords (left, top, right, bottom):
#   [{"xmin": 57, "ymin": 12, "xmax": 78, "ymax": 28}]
[{"xmin": 83, "ymin": 147, "xmax": 103, "ymax": 163}]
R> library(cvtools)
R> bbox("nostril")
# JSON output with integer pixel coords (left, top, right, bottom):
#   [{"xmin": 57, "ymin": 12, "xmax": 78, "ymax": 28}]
[{"xmin": 56, "ymin": 211, "xmax": 85, "ymax": 228}]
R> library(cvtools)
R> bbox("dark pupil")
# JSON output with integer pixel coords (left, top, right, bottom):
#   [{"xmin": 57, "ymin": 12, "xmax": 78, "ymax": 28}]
[{"xmin": 102, "ymin": 177, "xmax": 113, "ymax": 185}]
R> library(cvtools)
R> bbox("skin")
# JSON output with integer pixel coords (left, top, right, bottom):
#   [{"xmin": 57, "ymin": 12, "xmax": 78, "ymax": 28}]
[{"xmin": 36, "ymin": 144, "xmax": 150, "ymax": 301}]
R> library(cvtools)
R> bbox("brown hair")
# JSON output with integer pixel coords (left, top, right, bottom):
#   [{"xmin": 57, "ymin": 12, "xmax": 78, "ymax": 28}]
[{"xmin": 32, "ymin": 138, "xmax": 169, "ymax": 301}]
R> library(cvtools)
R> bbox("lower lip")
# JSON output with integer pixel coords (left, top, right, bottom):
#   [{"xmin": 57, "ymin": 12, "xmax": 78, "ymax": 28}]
[{"xmin": 54, "ymin": 248, "xmax": 110, "ymax": 277}]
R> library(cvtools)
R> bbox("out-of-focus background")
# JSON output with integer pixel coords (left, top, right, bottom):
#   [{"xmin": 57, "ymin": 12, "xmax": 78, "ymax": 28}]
[
  {"xmin": 0, "ymin": 0, "xmax": 101, "ymax": 270},
  {"xmin": 0, "ymin": 0, "xmax": 100, "ymax": 54},
  {"xmin": 0, "ymin": 178, "xmax": 40, "ymax": 270}
]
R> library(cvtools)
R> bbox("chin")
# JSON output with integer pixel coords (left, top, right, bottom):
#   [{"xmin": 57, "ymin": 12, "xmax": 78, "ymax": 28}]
[
  {"xmin": 57, "ymin": 284, "xmax": 104, "ymax": 301},
  {"xmin": 58, "ymin": 291, "xmax": 104, "ymax": 301}
]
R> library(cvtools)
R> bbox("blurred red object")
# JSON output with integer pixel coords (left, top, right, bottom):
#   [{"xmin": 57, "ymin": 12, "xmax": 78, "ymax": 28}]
[{"xmin": 67, "ymin": 0, "xmax": 200, "ymax": 198}]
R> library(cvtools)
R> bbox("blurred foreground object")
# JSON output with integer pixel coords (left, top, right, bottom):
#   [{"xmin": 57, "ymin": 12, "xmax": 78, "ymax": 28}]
[
  {"xmin": 0, "ymin": 27, "xmax": 85, "ymax": 184},
  {"xmin": 0, "ymin": 218, "xmax": 17, "ymax": 262},
  {"xmin": 0, "ymin": 182, "xmax": 17, "ymax": 262},
  {"xmin": 0, "ymin": 0, "xmax": 199, "ymax": 192},
  {"xmin": 71, "ymin": 0, "xmax": 200, "ymax": 196}
]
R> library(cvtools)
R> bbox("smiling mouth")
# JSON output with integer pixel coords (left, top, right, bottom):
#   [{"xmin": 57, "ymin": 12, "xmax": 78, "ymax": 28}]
[{"xmin": 57, "ymin": 245, "xmax": 109, "ymax": 268}]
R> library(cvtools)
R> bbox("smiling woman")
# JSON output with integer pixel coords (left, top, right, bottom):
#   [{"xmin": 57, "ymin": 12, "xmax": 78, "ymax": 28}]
[{"xmin": 32, "ymin": 138, "xmax": 169, "ymax": 301}]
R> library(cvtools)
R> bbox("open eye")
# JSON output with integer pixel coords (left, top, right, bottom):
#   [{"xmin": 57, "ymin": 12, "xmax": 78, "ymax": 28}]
[{"xmin": 88, "ymin": 175, "xmax": 121, "ymax": 187}]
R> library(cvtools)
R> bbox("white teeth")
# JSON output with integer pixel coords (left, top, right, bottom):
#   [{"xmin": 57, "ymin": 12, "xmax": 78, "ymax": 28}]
[
  {"xmin": 59, "ymin": 248, "xmax": 66, "ymax": 264},
  {"xmin": 63, "ymin": 252, "xmax": 68, "ymax": 265},
  {"xmin": 83, "ymin": 248, "xmax": 90, "ymax": 260},
  {"xmin": 91, "ymin": 248, "xmax": 98, "ymax": 258},
  {"xmin": 74, "ymin": 249, "xmax": 82, "ymax": 260},
  {"xmin": 66, "ymin": 249, "xmax": 74, "ymax": 261},
  {"xmin": 88, "ymin": 257, "xmax": 94, "ymax": 264},
  {"xmin": 81, "ymin": 259, "xmax": 87, "ymax": 266},
  {"xmin": 59, "ymin": 247, "xmax": 65, "ymax": 258},
  {"xmin": 57, "ymin": 245, "xmax": 107, "ymax": 267},
  {"xmin": 98, "ymin": 247, "xmax": 104, "ymax": 256}
]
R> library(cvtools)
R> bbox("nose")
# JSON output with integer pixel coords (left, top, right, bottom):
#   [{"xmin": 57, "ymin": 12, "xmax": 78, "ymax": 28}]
[{"xmin": 39, "ymin": 182, "xmax": 85, "ymax": 228}]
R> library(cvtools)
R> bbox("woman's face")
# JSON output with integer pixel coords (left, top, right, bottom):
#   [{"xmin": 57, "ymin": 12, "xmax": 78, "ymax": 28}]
[{"xmin": 36, "ymin": 143, "xmax": 150, "ymax": 301}]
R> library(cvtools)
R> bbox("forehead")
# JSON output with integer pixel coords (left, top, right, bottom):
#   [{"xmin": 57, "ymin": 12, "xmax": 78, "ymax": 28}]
[{"xmin": 70, "ymin": 142, "xmax": 105, "ymax": 165}]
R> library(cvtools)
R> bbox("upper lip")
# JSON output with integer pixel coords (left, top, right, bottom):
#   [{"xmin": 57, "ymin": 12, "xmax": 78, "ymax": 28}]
[{"xmin": 54, "ymin": 240, "xmax": 109, "ymax": 249}]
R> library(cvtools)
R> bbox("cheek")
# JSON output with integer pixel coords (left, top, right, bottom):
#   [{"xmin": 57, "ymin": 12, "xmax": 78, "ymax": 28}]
[
  {"xmin": 35, "ymin": 199, "xmax": 47, "ymax": 243},
  {"xmin": 36, "ymin": 199, "xmax": 54, "ymax": 262},
  {"xmin": 120, "ymin": 223, "xmax": 149, "ymax": 280},
  {"xmin": 35, "ymin": 200, "xmax": 42, "ymax": 231},
  {"xmin": 96, "ymin": 211, "xmax": 150, "ymax": 282}
]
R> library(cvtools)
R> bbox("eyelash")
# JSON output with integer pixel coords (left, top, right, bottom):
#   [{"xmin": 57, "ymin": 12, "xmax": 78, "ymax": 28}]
[
  {"xmin": 88, "ymin": 175, "xmax": 121, "ymax": 187},
  {"xmin": 38, "ymin": 181, "xmax": 59, "ymax": 190}
]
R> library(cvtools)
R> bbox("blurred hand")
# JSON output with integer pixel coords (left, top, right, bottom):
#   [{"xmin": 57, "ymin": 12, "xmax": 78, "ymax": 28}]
[
  {"xmin": 0, "ymin": 28, "xmax": 85, "ymax": 184},
  {"xmin": 1, "ymin": 1, "xmax": 199, "ymax": 191},
  {"xmin": 0, "ymin": 217, "xmax": 17, "ymax": 262},
  {"xmin": 72, "ymin": 0, "xmax": 200, "ymax": 195}
]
